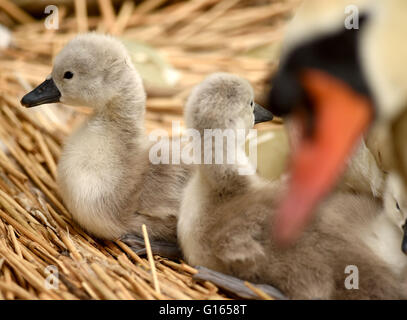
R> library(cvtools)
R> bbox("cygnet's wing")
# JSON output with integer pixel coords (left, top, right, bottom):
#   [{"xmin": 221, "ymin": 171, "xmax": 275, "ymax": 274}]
[{"xmin": 209, "ymin": 202, "xmax": 270, "ymax": 267}]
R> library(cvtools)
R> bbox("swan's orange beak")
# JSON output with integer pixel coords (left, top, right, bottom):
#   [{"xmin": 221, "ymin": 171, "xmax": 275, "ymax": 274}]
[{"xmin": 273, "ymin": 69, "xmax": 373, "ymax": 245}]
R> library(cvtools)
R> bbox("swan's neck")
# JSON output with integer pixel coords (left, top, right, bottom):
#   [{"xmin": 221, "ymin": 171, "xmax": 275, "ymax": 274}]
[
  {"xmin": 92, "ymin": 75, "xmax": 146, "ymax": 138},
  {"xmin": 197, "ymin": 131, "xmax": 257, "ymax": 196}
]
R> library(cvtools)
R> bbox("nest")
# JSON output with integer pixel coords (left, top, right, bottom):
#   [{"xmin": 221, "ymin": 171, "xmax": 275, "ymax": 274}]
[{"xmin": 0, "ymin": 0, "xmax": 297, "ymax": 300}]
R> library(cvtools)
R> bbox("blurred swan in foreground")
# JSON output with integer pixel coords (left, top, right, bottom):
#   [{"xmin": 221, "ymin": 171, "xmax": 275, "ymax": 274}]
[{"xmin": 266, "ymin": 0, "xmax": 407, "ymax": 244}]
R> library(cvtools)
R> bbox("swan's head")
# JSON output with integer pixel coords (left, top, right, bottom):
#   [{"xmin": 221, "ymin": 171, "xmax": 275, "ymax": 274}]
[
  {"xmin": 185, "ymin": 73, "xmax": 273, "ymax": 133},
  {"xmin": 21, "ymin": 33, "xmax": 145, "ymax": 109},
  {"xmin": 265, "ymin": 0, "xmax": 407, "ymax": 246},
  {"xmin": 383, "ymin": 173, "xmax": 407, "ymax": 254}
]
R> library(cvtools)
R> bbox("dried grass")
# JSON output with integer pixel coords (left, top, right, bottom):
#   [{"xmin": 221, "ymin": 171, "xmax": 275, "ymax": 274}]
[{"xmin": 0, "ymin": 0, "xmax": 297, "ymax": 300}]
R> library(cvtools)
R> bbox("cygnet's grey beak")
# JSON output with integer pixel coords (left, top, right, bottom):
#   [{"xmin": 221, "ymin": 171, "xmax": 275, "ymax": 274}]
[
  {"xmin": 402, "ymin": 220, "xmax": 407, "ymax": 255},
  {"xmin": 21, "ymin": 78, "xmax": 61, "ymax": 108},
  {"xmin": 254, "ymin": 102, "xmax": 274, "ymax": 124}
]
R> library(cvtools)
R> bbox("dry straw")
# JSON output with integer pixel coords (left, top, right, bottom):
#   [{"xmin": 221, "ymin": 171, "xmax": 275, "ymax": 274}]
[{"xmin": 0, "ymin": 0, "xmax": 297, "ymax": 300}]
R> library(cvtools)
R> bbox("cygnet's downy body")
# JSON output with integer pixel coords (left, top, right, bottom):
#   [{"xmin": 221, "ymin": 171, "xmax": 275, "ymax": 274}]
[
  {"xmin": 178, "ymin": 73, "xmax": 407, "ymax": 299},
  {"xmin": 21, "ymin": 34, "xmax": 190, "ymax": 252}
]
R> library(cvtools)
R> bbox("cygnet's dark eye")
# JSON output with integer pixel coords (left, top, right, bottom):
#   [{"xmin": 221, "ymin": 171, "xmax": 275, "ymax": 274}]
[
  {"xmin": 250, "ymin": 101, "xmax": 254, "ymax": 108},
  {"xmin": 64, "ymin": 71, "xmax": 74, "ymax": 79},
  {"xmin": 396, "ymin": 202, "xmax": 401, "ymax": 211}
]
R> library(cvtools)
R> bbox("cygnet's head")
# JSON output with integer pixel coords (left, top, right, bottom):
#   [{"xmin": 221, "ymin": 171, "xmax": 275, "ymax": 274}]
[
  {"xmin": 185, "ymin": 73, "xmax": 273, "ymax": 133},
  {"xmin": 21, "ymin": 33, "xmax": 145, "ymax": 109}
]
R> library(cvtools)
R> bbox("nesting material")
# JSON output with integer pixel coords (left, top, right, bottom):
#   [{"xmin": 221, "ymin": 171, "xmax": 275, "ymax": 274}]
[{"xmin": 0, "ymin": 0, "xmax": 297, "ymax": 300}]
